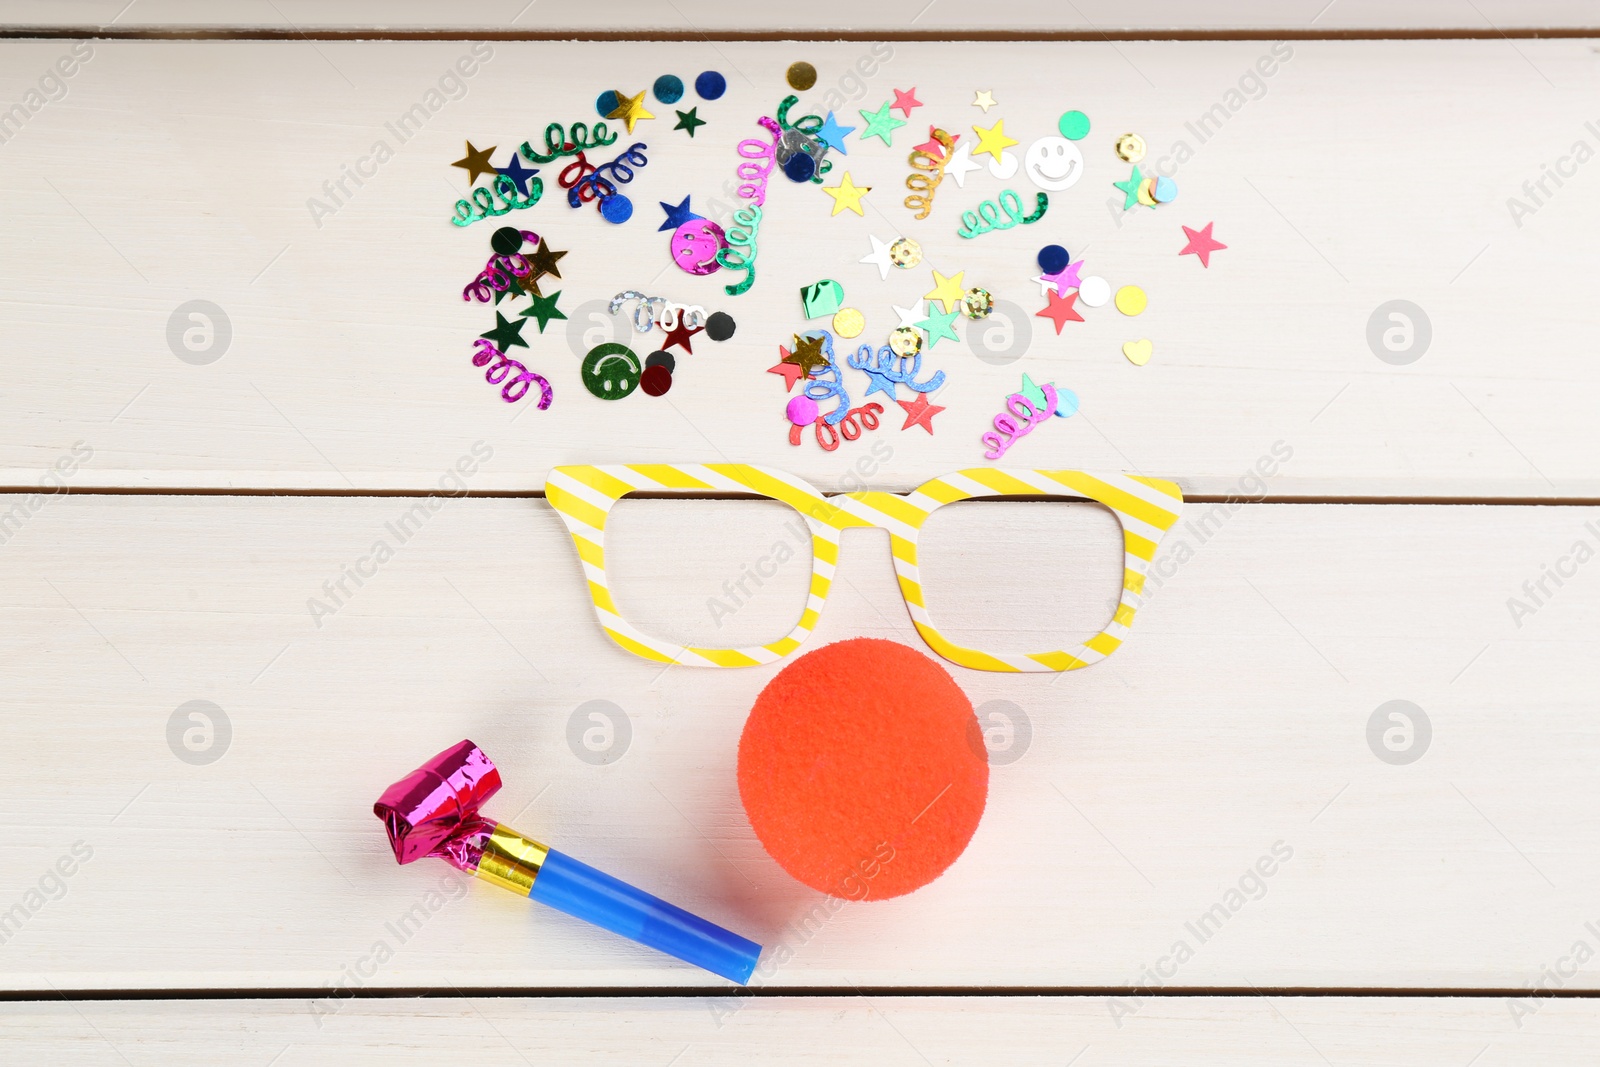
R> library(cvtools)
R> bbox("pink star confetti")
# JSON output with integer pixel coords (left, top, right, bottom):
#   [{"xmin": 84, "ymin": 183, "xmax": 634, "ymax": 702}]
[
  {"xmin": 1041, "ymin": 259, "xmax": 1083, "ymax": 295},
  {"xmin": 1179, "ymin": 222, "xmax": 1227, "ymax": 268},
  {"xmin": 892, "ymin": 87, "xmax": 922, "ymax": 118}
]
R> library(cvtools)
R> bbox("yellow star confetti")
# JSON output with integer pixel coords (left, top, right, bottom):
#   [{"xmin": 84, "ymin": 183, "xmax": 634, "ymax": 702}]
[
  {"xmin": 972, "ymin": 90, "xmax": 997, "ymax": 113},
  {"xmin": 606, "ymin": 89, "xmax": 655, "ymax": 134},
  {"xmin": 823, "ymin": 171, "xmax": 871, "ymax": 216},
  {"xmin": 925, "ymin": 269, "xmax": 966, "ymax": 313},
  {"xmin": 971, "ymin": 119, "xmax": 1019, "ymax": 161}
]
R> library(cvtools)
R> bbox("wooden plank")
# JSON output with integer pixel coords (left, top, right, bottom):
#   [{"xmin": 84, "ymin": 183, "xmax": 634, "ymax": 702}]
[
  {"xmin": 1, "ymin": 495, "xmax": 1596, "ymax": 991},
  {"xmin": 3, "ymin": 0, "xmax": 1597, "ymax": 34},
  {"xmin": 4, "ymin": 995, "xmax": 1599, "ymax": 1064},
  {"xmin": 0, "ymin": 39, "xmax": 1595, "ymax": 497}
]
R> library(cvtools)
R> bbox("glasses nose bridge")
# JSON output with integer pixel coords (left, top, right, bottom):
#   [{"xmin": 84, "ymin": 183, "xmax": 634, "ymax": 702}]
[{"xmin": 824, "ymin": 490, "xmax": 912, "ymax": 532}]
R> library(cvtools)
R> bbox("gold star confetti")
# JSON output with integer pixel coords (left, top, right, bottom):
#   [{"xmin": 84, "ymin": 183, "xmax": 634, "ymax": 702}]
[
  {"xmin": 925, "ymin": 269, "xmax": 966, "ymax": 313},
  {"xmin": 784, "ymin": 333, "xmax": 831, "ymax": 375},
  {"xmin": 606, "ymin": 89, "xmax": 655, "ymax": 133},
  {"xmin": 823, "ymin": 171, "xmax": 872, "ymax": 216}
]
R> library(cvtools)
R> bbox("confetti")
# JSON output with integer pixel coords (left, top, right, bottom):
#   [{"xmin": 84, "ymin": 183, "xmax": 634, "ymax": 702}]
[
  {"xmin": 1115, "ymin": 285, "xmax": 1148, "ymax": 316},
  {"xmin": 471, "ymin": 339, "xmax": 552, "ymax": 408},
  {"xmin": 1113, "ymin": 165, "xmax": 1144, "ymax": 210},
  {"xmin": 904, "ymin": 128, "xmax": 955, "ymax": 217},
  {"xmin": 833, "ymin": 308, "xmax": 866, "ymax": 338},
  {"xmin": 451, "ymin": 175, "xmax": 541, "ymax": 227},
  {"xmin": 1115, "ymin": 133, "xmax": 1147, "ymax": 162},
  {"xmin": 816, "ymin": 112, "xmax": 856, "ymax": 154},
  {"xmin": 658, "ymin": 194, "xmax": 702, "ymax": 231},
  {"xmin": 857, "ymin": 100, "xmax": 906, "ymax": 146},
  {"xmin": 916, "ymin": 305, "xmax": 961, "ymax": 347},
  {"xmin": 861, "ymin": 234, "xmax": 895, "ymax": 279},
  {"xmin": 956, "ymin": 189, "xmax": 1048, "ymax": 239},
  {"xmin": 1179, "ymin": 222, "xmax": 1227, "ymax": 267},
  {"xmin": 519, "ymin": 290, "xmax": 566, "ymax": 332},
  {"xmin": 971, "ymin": 90, "xmax": 997, "ymax": 112},
  {"xmin": 925, "ymin": 270, "xmax": 966, "ymax": 313},
  {"xmin": 897, "ymin": 393, "xmax": 945, "ymax": 435},
  {"xmin": 452, "ymin": 140, "xmax": 498, "ymax": 183},
  {"xmin": 960, "ymin": 287, "xmax": 993, "ymax": 319},
  {"xmin": 971, "ymin": 119, "xmax": 1019, "ymax": 161},
  {"xmin": 981, "ymin": 385, "xmax": 1056, "ymax": 460},
  {"xmin": 892, "ymin": 88, "xmax": 922, "ymax": 117},
  {"xmin": 1038, "ymin": 244, "xmax": 1070, "ymax": 274},
  {"xmin": 1122, "ymin": 339, "xmax": 1153, "ymax": 365},
  {"xmin": 1036, "ymin": 289, "xmax": 1084, "ymax": 333},
  {"xmin": 521, "ymin": 122, "xmax": 617, "ymax": 164},
  {"xmin": 582, "ymin": 342, "xmax": 642, "ymax": 399},
  {"xmin": 800, "ymin": 279, "xmax": 845, "ymax": 319},
  {"xmin": 695, "ymin": 71, "xmax": 726, "ymax": 100},
  {"xmin": 787, "ymin": 62, "xmax": 818, "ymax": 91},
  {"xmin": 480, "ymin": 310, "xmax": 529, "ymax": 351},
  {"xmin": 1058, "ymin": 110, "xmax": 1090, "ymax": 140},
  {"xmin": 1078, "ymin": 276, "xmax": 1111, "ymax": 307},
  {"xmin": 653, "ymin": 74, "xmax": 684, "ymax": 104},
  {"xmin": 889, "ymin": 237, "xmax": 923, "ymax": 268},
  {"xmin": 823, "ymin": 171, "xmax": 871, "ymax": 216},
  {"xmin": 674, "ymin": 108, "xmax": 706, "ymax": 136}
]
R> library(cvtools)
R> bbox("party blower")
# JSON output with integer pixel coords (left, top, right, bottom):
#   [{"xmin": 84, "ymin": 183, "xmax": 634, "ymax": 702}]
[{"xmin": 373, "ymin": 739, "xmax": 762, "ymax": 984}]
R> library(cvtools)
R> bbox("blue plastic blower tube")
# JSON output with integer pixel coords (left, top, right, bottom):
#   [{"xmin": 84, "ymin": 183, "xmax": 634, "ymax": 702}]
[{"xmin": 530, "ymin": 848, "xmax": 762, "ymax": 985}]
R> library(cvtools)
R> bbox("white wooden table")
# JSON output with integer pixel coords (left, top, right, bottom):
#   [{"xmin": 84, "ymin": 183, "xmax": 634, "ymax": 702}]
[{"xmin": 3, "ymin": 5, "xmax": 1599, "ymax": 1062}]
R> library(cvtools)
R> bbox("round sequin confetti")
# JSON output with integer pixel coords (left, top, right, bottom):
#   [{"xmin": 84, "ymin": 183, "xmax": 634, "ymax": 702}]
[
  {"xmin": 641, "ymin": 364, "xmax": 674, "ymax": 395},
  {"xmin": 787, "ymin": 62, "xmax": 818, "ymax": 91},
  {"xmin": 787, "ymin": 395, "xmax": 819, "ymax": 426},
  {"xmin": 695, "ymin": 71, "xmax": 727, "ymax": 100},
  {"xmin": 1137, "ymin": 178, "xmax": 1158, "ymax": 207},
  {"xmin": 582, "ymin": 342, "xmax": 641, "ymax": 399},
  {"xmin": 596, "ymin": 89, "xmax": 621, "ymax": 118},
  {"xmin": 490, "ymin": 226, "xmax": 524, "ymax": 255},
  {"xmin": 832, "ymin": 308, "xmax": 865, "ymax": 338},
  {"xmin": 783, "ymin": 153, "xmax": 816, "ymax": 183},
  {"xmin": 705, "ymin": 311, "xmax": 737, "ymax": 341},
  {"xmin": 1058, "ymin": 110, "xmax": 1090, "ymax": 141},
  {"xmin": 1078, "ymin": 275, "xmax": 1111, "ymax": 307},
  {"xmin": 1037, "ymin": 244, "xmax": 1070, "ymax": 274},
  {"xmin": 1115, "ymin": 133, "xmax": 1146, "ymax": 162},
  {"xmin": 1153, "ymin": 176, "xmax": 1178, "ymax": 203},
  {"xmin": 653, "ymin": 74, "xmax": 684, "ymax": 104},
  {"xmin": 645, "ymin": 350, "xmax": 676, "ymax": 372},
  {"xmin": 960, "ymin": 287, "xmax": 993, "ymax": 319},
  {"xmin": 1115, "ymin": 285, "xmax": 1147, "ymax": 316},
  {"xmin": 1053, "ymin": 388, "xmax": 1080, "ymax": 418},
  {"xmin": 889, "ymin": 326, "xmax": 923, "ymax": 356},
  {"xmin": 599, "ymin": 194, "xmax": 634, "ymax": 224},
  {"xmin": 888, "ymin": 237, "xmax": 922, "ymax": 268}
]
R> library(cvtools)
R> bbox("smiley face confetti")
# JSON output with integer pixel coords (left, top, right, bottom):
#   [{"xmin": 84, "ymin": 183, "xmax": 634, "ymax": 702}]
[{"xmin": 582, "ymin": 343, "xmax": 642, "ymax": 399}]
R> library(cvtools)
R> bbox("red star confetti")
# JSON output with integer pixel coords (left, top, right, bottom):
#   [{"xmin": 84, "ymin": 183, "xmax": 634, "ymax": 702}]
[
  {"xmin": 662, "ymin": 321, "xmax": 702, "ymax": 353},
  {"xmin": 1035, "ymin": 289, "xmax": 1084, "ymax": 334},
  {"xmin": 768, "ymin": 349, "xmax": 806, "ymax": 390},
  {"xmin": 892, "ymin": 87, "xmax": 922, "ymax": 118},
  {"xmin": 1179, "ymin": 222, "xmax": 1227, "ymax": 267},
  {"xmin": 897, "ymin": 393, "xmax": 945, "ymax": 435},
  {"xmin": 913, "ymin": 127, "xmax": 958, "ymax": 159}
]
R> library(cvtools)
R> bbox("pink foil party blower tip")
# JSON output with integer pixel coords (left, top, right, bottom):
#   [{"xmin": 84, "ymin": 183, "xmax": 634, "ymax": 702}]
[{"xmin": 373, "ymin": 739, "xmax": 762, "ymax": 984}]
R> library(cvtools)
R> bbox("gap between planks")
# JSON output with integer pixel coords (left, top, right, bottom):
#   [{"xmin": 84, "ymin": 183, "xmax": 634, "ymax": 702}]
[
  {"xmin": 9, "ymin": 985, "xmax": 1600, "ymax": 1003},
  {"xmin": 1, "ymin": 488, "xmax": 1599, "ymax": 506},
  {"xmin": 3, "ymin": 28, "xmax": 1600, "ymax": 41}
]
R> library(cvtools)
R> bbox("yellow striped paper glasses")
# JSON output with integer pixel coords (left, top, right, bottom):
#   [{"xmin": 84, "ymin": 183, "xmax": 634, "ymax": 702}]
[{"xmin": 545, "ymin": 464, "xmax": 1183, "ymax": 673}]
